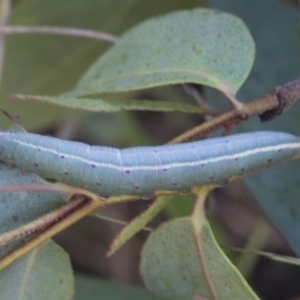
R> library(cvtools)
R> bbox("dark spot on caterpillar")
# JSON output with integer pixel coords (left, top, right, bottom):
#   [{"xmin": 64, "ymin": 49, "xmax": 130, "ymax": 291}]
[
  {"xmin": 201, "ymin": 163, "xmax": 206, "ymax": 167},
  {"xmin": 134, "ymin": 185, "xmax": 139, "ymax": 190},
  {"xmin": 34, "ymin": 162, "xmax": 38, "ymax": 167},
  {"xmin": 90, "ymin": 164, "xmax": 96, "ymax": 168},
  {"xmin": 60, "ymin": 155, "xmax": 65, "ymax": 159},
  {"xmin": 267, "ymin": 158, "xmax": 272, "ymax": 163},
  {"xmin": 163, "ymin": 168, "xmax": 168, "ymax": 172},
  {"xmin": 209, "ymin": 175, "xmax": 215, "ymax": 180},
  {"xmin": 173, "ymin": 182, "xmax": 178, "ymax": 186},
  {"xmin": 38, "ymin": 148, "xmax": 41, "ymax": 152},
  {"xmin": 125, "ymin": 170, "xmax": 130, "ymax": 174},
  {"xmin": 64, "ymin": 172, "xmax": 69, "ymax": 176},
  {"xmin": 277, "ymin": 149, "xmax": 282, "ymax": 153},
  {"xmin": 234, "ymin": 158, "xmax": 239, "ymax": 162},
  {"xmin": 96, "ymin": 182, "xmax": 101, "ymax": 186}
]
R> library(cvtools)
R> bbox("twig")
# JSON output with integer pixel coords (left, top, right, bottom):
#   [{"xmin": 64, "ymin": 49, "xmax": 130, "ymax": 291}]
[
  {"xmin": 0, "ymin": 191, "xmax": 142, "ymax": 270},
  {"xmin": 0, "ymin": 195, "xmax": 103, "ymax": 271},
  {"xmin": 259, "ymin": 77, "xmax": 300, "ymax": 121},
  {"xmin": 0, "ymin": 25, "xmax": 118, "ymax": 43},
  {"xmin": 0, "ymin": 197, "xmax": 88, "ymax": 248},
  {"xmin": 170, "ymin": 77, "xmax": 300, "ymax": 143},
  {"xmin": 91, "ymin": 212, "xmax": 152, "ymax": 232}
]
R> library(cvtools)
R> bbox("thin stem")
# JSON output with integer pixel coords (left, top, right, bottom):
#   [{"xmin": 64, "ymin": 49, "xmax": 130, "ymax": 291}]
[
  {"xmin": 192, "ymin": 186, "xmax": 217, "ymax": 300},
  {"xmin": 91, "ymin": 212, "xmax": 153, "ymax": 232},
  {"xmin": 0, "ymin": 196, "xmax": 103, "ymax": 271},
  {"xmin": 235, "ymin": 220, "xmax": 271, "ymax": 278},
  {"xmin": 0, "ymin": 197, "xmax": 89, "ymax": 248},
  {"xmin": 0, "ymin": 25, "xmax": 118, "ymax": 43},
  {"xmin": 0, "ymin": 192, "xmax": 144, "ymax": 270},
  {"xmin": 169, "ymin": 77, "xmax": 300, "ymax": 143},
  {"xmin": 0, "ymin": 0, "xmax": 11, "ymax": 87}
]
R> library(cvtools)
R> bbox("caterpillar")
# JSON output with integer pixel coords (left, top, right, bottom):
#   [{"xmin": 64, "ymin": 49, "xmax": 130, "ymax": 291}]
[{"xmin": 0, "ymin": 131, "xmax": 299, "ymax": 197}]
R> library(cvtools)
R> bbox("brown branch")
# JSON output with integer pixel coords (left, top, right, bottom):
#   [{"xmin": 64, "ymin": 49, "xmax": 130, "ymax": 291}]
[
  {"xmin": 0, "ymin": 197, "xmax": 89, "ymax": 248},
  {"xmin": 170, "ymin": 78, "xmax": 300, "ymax": 143},
  {"xmin": 0, "ymin": 192, "xmax": 142, "ymax": 269},
  {"xmin": 0, "ymin": 195, "xmax": 105, "ymax": 271},
  {"xmin": 259, "ymin": 78, "xmax": 300, "ymax": 121}
]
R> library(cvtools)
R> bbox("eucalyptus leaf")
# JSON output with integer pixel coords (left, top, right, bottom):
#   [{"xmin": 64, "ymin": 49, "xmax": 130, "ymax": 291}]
[
  {"xmin": 140, "ymin": 218, "xmax": 258, "ymax": 300},
  {"xmin": 74, "ymin": 273, "xmax": 166, "ymax": 300},
  {"xmin": 0, "ymin": 241, "xmax": 74, "ymax": 300},
  {"xmin": 209, "ymin": 0, "xmax": 300, "ymax": 257},
  {"xmin": 108, "ymin": 196, "xmax": 170, "ymax": 255},
  {"xmin": 14, "ymin": 94, "xmax": 204, "ymax": 114},
  {"xmin": 69, "ymin": 8, "xmax": 255, "ymax": 97},
  {"xmin": 3, "ymin": 0, "xmax": 203, "ymax": 130},
  {"xmin": 0, "ymin": 163, "xmax": 68, "ymax": 256}
]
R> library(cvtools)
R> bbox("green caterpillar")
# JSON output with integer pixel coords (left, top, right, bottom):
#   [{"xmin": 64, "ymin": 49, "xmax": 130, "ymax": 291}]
[{"xmin": 0, "ymin": 131, "xmax": 299, "ymax": 196}]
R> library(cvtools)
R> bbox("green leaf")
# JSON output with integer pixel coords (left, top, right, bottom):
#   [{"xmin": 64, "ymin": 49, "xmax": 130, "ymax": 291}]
[
  {"xmin": 165, "ymin": 194, "xmax": 194, "ymax": 218},
  {"xmin": 108, "ymin": 196, "xmax": 170, "ymax": 255},
  {"xmin": 140, "ymin": 218, "xmax": 258, "ymax": 300},
  {"xmin": 14, "ymin": 94, "xmax": 205, "ymax": 114},
  {"xmin": 2, "ymin": 0, "xmax": 204, "ymax": 130},
  {"xmin": 209, "ymin": 0, "xmax": 300, "ymax": 257},
  {"xmin": 69, "ymin": 8, "xmax": 255, "ymax": 98},
  {"xmin": 0, "ymin": 163, "xmax": 67, "ymax": 256},
  {"xmin": 74, "ymin": 273, "xmax": 166, "ymax": 300},
  {"xmin": 0, "ymin": 241, "xmax": 74, "ymax": 300}
]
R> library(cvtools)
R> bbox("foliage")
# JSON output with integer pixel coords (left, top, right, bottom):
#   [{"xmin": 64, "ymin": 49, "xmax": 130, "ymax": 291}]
[{"xmin": 0, "ymin": 1, "xmax": 300, "ymax": 300}]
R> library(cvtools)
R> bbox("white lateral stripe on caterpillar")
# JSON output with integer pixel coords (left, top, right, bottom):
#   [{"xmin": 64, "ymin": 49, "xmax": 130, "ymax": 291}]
[
  {"xmin": 0, "ymin": 131, "xmax": 299, "ymax": 196},
  {"xmin": 7, "ymin": 137, "xmax": 300, "ymax": 171}
]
